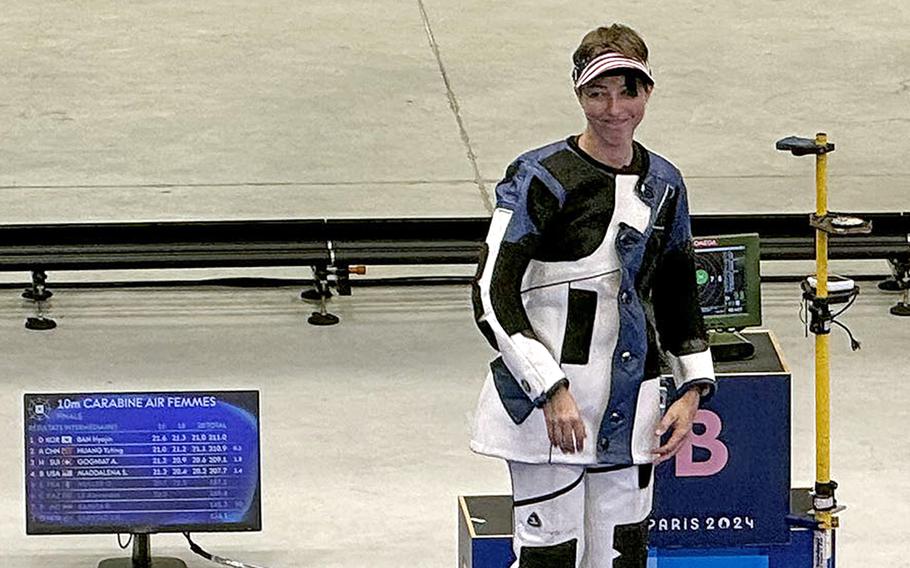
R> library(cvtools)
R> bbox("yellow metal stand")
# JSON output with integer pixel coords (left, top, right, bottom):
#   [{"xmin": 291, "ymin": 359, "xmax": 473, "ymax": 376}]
[
  {"xmin": 812, "ymin": 133, "xmax": 835, "ymax": 568},
  {"xmin": 776, "ymin": 133, "xmax": 870, "ymax": 568}
]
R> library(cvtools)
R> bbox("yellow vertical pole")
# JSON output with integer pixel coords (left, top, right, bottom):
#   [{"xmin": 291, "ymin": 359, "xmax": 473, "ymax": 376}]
[{"xmin": 814, "ymin": 132, "xmax": 832, "ymax": 531}]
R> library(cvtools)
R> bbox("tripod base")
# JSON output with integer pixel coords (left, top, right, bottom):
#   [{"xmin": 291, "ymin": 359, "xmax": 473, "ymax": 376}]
[
  {"xmin": 308, "ymin": 311, "xmax": 340, "ymax": 325},
  {"xmin": 878, "ymin": 279, "xmax": 906, "ymax": 292},
  {"xmin": 25, "ymin": 316, "xmax": 57, "ymax": 330},
  {"xmin": 98, "ymin": 557, "xmax": 187, "ymax": 568}
]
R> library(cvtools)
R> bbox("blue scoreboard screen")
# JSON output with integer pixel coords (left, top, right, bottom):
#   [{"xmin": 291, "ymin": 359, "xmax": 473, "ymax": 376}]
[{"xmin": 24, "ymin": 390, "xmax": 261, "ymax": 534}]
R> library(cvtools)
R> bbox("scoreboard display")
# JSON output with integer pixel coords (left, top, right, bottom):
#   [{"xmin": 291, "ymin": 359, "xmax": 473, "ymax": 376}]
[{"xmin": 24, "ymin": 391, "xmax": 261, "ymax": 534}]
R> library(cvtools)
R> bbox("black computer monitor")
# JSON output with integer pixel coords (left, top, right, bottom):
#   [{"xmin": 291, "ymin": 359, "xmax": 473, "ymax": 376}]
[
  {"xmin": 692, "ymin": 233, "xmax": 762, "ymax": 360},
  {"xmin": 24, "ymin": 390, "xmax": 261, "ymax": 567}
]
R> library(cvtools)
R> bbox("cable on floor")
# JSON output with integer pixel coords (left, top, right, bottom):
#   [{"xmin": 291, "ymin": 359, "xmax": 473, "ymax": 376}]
[{"xmin": 183, "ymin": 533, "xmax": 272, "ymax": 568}]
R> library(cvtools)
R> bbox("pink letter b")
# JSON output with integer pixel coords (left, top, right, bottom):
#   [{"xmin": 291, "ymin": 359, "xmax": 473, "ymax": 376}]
[{"xmin": 675, "ymin": 409, "xmax": 728, "ymax": 477}]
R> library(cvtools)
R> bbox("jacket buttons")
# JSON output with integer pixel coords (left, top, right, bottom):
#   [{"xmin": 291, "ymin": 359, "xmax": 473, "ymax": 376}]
[
  {"xmin": 642, "ymin": 187, "xmax": 654, "ymax": 199},
  {"xmin": 598, "ymin": 438, "xmax": 609, "ymax": 451},
  {"xmin": 521, "ymin": 379, "xmax": 531, "ymax": 393},
  {"xmin": 620, "ymin": 291, "xmax": 631, "ymax": 304},
  {"xmin": 609, "ymin": 411, "xmax": 624, "ymax": 423},
  {"xmin": 621, "ymin": 351, "xmax": 633, "ymax": 362}
]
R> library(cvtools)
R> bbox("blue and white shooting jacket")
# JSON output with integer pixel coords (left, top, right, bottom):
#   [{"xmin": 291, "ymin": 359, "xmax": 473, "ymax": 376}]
[{"xmin": 471, "ymin": 138, "xmax": 716, "ymax": 465}]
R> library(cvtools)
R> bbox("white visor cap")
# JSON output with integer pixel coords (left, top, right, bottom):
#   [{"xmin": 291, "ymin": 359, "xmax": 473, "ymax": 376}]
[{"xmin": 573, "ymin": 52, "xmax": 653, "ymax": 89}]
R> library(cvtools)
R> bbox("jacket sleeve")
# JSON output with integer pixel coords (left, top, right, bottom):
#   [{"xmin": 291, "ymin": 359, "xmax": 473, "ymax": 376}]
[
  {"xmin": 471, "ymin": 161, "xmax": 568, "ymax": 402},
  {"xmin": 651, "ymin": 177, "xmax": 717, "ymax": 400}
]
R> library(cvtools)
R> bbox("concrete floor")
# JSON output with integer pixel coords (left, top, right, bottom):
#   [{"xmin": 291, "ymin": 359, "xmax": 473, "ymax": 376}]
[
  {"xmin": 2, "ymin": 283, "xmax": 908, "ymax": 567},
  {"xmin": 2, "ymin": 1, "xmax": 909, "ymax": 567}
]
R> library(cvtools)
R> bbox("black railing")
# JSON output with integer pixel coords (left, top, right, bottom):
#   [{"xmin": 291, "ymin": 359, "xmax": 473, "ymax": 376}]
[{"xmin": 1, "ymin": 213, "xmax": 909, "ymax": 272}]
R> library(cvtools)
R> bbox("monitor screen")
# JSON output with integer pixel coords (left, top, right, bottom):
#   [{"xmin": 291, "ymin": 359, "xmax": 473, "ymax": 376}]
[
  {"xmin": 692, "ymin": 233, "xmax": 762, "ymax": 331},
  {"xmin": 24, "ymin": 390, "xmax": 261, "ymax": 535}
]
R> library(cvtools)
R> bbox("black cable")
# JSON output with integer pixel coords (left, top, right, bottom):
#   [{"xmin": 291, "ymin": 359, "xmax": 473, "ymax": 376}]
[
  {"xmin": 117, "ymin": 534, "xmax": 133, "ymax": 549},
  {"xmin": 183, "ymin": 533, "xmax": 271, "ymax": 568},
  {"xmin": 184, "ymin": 533, "xmax": 214, "ymax": 561},
  {"xmin": 831, "ymin": 319, "xmax": 862, "ymax": 351},
  {"xmin": 830, "ymin": 291, "xmax": 859, "ymax": 318},
  {"xmin": 827, "ymin": 288, "xmax": 861, "ymax": 349}
]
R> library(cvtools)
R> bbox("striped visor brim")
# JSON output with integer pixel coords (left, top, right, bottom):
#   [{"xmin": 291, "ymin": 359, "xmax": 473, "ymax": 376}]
[{"xmin": 573, "ymin": 52, "xmax": 653, "ymax": 89}]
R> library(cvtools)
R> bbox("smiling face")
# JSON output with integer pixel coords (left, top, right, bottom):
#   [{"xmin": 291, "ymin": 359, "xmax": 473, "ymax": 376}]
[{"xmin": 576, "ymin": 73, "xmax": 651, "ymax": 147}]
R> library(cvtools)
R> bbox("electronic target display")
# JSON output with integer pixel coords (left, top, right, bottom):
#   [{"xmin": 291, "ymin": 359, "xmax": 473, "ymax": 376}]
[
  {"xmin": 24, "ymin": 390, "xmax": 261, "ymax": 535},
  {"xmin": 692, "ymin": 233, "xmax": 762, "ymax": 331},
  {"xmin": 695, "ymin": 244, "xmax": 747, "ymax": 315}
]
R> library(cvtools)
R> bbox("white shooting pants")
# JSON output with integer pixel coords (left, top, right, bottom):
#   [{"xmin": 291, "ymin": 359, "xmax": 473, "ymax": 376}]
[{"xmin": 509, "ymin": 461, "xmax": 653, "ymax": 568}]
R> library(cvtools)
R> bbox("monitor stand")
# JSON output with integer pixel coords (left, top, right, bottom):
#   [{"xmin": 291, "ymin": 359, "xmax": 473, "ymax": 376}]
[
  {"xmin": 98, "ymin": 534, "xmax": 187, "ymax": 568},
  {"xmin": 709, "ymin": 330, "xmax": 755, "ymax": 362}
]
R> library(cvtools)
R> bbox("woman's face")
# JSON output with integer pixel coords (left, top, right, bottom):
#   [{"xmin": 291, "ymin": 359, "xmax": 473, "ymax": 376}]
[{"xmin": 577, "ymin": 74, "xmax": 651, "ymax": 146}]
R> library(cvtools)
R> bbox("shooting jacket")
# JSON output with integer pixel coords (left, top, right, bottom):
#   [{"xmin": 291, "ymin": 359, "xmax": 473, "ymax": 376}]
[{"xmin": 471, "ymin": 138, "xmax": 716, "ymax": 465}]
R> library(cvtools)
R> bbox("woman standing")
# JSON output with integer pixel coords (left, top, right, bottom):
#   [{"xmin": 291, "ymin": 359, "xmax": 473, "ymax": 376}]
[{"xmin": 470, "ymin": 23, "xmax": 716, "ymax": 568}]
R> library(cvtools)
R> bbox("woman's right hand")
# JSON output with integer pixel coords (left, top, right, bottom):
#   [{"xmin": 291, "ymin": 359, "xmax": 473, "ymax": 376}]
[{"xmin": 542, "ymin": 385, "xmax": 586, "ymax": 453}]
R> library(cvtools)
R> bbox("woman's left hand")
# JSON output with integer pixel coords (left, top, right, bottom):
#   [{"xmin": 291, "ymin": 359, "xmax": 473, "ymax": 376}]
[{"xmin": 653, "ymin": 389, "xmax": 701, "ymax": 464}]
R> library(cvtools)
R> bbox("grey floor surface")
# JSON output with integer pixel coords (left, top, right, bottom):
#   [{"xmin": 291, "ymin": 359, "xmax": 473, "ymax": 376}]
[
  {"xmin": 1, "ymin": 283, "xmax": 908, "ymax": 567},
  {"xmin": 2, "ymin": 1, "xmax": 909, "ymax": 567}
]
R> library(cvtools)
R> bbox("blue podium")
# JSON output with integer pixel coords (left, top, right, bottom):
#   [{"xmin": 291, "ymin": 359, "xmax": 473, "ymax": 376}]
[{"xmin": 458, "ymin": 331, "xmax": 831, "ymax": 567}]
